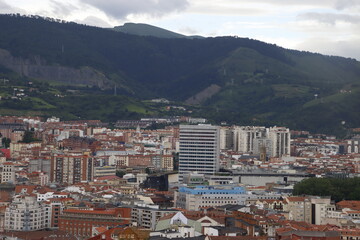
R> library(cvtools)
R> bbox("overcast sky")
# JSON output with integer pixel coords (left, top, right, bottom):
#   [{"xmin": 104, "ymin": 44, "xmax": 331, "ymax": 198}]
[{"xmin": 1, "ymin": 0, "xmax": 359, "ymax": 60}]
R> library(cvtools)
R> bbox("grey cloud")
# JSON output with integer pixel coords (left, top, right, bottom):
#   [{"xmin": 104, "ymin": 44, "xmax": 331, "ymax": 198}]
[
  {"xmin": 77, "ymin": 16, "xmax": 112, "ymax": 28},
  {"xmin": 297, "ymin": 38, "xmax": 360, "ymax": 60},
  {"xmin": 335, "ymin": 0, "xmax": 360, "ymax": 10},
  {"xmin": 178, "ymin": 27, "xmax": 199, "ymax": 35},
  {"xmin": 0, "ymin": 0, "xmax": 17, "ymax": 13},
  {"xmin": 80, "ymin": 0, "xmax": 189, "ymax": 19},
  {"xmin": 49, "ymin": 0, "xmax": 79, "ymax": 17},
  {"xmin": 230, "ymin": 0, "xmax": 360, "ymax": 10},
  {"xmin": 298, "ymin": 12, "xmax": 360, "ymax": 25}
]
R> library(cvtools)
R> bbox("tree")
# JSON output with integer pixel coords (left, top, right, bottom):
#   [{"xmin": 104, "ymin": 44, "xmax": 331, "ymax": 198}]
[
  {"xmin": 293, "ymin": 177, "xmax": 360, "ymax": 202},
  {"xmin": 116, "ymin": 170, "xmax": 125, "ymax": 178},
  {"xmin": 21, "ymin": 131, "xmax": 36, "ymax": 143},
  {"xmin": 2, "ymin": 138, "xmax": 11, "ymax": 148}
]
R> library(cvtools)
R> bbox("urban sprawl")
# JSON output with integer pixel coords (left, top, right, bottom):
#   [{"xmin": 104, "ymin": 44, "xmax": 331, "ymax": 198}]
[{"xmin": 0, "ymin": 115, "xmax": 359, "ymax": 239}]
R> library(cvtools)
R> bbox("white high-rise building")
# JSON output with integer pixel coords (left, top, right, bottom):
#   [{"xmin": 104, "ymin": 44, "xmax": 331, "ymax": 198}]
[
  {"xmin": 233, "ymin": 126, "xmax": 267, "ymax": 153},
  {"xmin": 219, "ymin": 126, "xmax": 233, "ymax": 150},
  {"xmin": 268, "ymin": 127, "xmax": 291, "ymax": 157},
  {"xmin": 179, "ymin": 125, "xmax": 220, "ymax": 182}
]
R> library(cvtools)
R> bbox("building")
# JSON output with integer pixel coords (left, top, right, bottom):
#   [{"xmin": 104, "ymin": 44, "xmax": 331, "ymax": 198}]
[
  {"xmin": 44, "ymin": 198, "xmax": 65, "ymax": 229},
  {"xmin": 151, "ymin": 155, "xmax": 174, "ymax": 171},
  {"xmin": 310, "ymin": 197, "xmax": 335, "ymax": 225},
  {"xmin": 283, "ymin": 197, "xmax": 312, "ymax": 223},
  {"xmin": 219, "ymin": 127, "xmax": 233, "ymax": 150},
  {"xmin": 174, "ymin": 185, "xmax": 247, "ymax": 211},
  {"xmin": 179, "ymin": 124, "xmax": 220, "ymax": 181},
  {"xmin": 58, "ymin": 208, "xmax": 131, "ymax": 239},
  {"xmin": 233, "ymin": 126, "xmax": 266, "ymax": 153},
  {"xmin": 50, "ymin": 154, "xmax": 94, "ymax": 184},
  {"xmin": 233, "ymin": 126, "xmax": 290, "ymax": 158},
  {"xmin": 29, "ymin": 158, "xmax": 51, "ymax": 175},
  {"xmin": 5, "ymin": 195, "xmax": 46, "ymax": 231},
  {"xmin": 27, "ymin": 171, "xmax": 49, "ymax": 186},
  {"xmin": 161, "ymin": 155, "xmax": 173, "ymax": 171},
  {"xmin": 131, "ymin": 204, "xmax": 178, "ymax": 230},
  {"xmin": 268, "ymin": 127, "xmax": 291, "ymax": 157},
  {"xmin": 94, "ymin": 166, "xmax": 116, "ymax": 178},
  {"xmin": 0, "ymin": 162, "xmax": 16, "ymax": 184},
  {"xmin": 346, "ymin": 137, "xmax": 360, "ymax": 153}
]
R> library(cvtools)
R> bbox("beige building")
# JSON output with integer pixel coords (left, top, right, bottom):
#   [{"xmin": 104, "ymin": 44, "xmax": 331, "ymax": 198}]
[
  {"xmin": 5, "ymin": 195, "xmax": 47, "ymax": 231},
  {"xmin": 10, "ymin": 142, "xmax": 42, "ymax": 159},
  {"xmin": 161, "ymin": 155, "xmax": 173, "ymax": 171},
  {"xmin": 283, "ymin": 196, "xmax": 312, "ymax": 223},
  {"xmin": 0, "ymin": 162, "xmax": 16, "ymax": 183},
  {"xmin": 310, "ymin": 197, "xmax": 335, "ymax": 225},
  {"xmin": 94, "ymin": 165, "xmax": 116, "ymax": 178},
  {"xmin": 283, "ymin": 196, "xmax": 334, "ymax": 225}
]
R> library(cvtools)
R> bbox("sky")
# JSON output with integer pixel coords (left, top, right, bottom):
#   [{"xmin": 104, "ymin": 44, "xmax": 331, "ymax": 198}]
[{"xmin": 0, "ymin": 0, "xmax": 359, "ymax": 60}]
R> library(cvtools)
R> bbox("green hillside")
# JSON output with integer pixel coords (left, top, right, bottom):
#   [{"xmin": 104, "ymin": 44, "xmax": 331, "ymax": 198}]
[
  {"xmin": 113, "ymin": 23, "xmax": 188, "ymax": 38},
  {"xmin": 0, "ymin": 14, "xmax": 359, "ymax": 136}
]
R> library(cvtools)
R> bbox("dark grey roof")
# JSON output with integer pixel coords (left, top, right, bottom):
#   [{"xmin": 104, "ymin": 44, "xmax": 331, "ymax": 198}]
[{"xmin": 279, "ymin": 230, "xmax": 340, "ymax": 237}]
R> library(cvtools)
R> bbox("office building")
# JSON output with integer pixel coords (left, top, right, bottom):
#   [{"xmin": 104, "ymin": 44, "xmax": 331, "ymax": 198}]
[
  {"xmin": 174, "ymin": 185, "xmax": 247, "ymax": 211},
  {"xmin": 179, "ymin": 125, "xmax": 220, "ymax": 182}
]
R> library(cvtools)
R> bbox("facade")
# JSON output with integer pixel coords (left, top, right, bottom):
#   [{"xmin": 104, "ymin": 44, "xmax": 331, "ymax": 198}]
[
  {"xmin": 5, "ymin": 195, "xmax": 46, "ymax": 231},
  {"xmin": 284, "ymin": 197, "xmax": 312, "ymax": 223},
  {"xmin": 94, "ymin": 166, "xmax": 116, "ymax": 178},
  {"xmin": 174, "ymin": 185, "xmax": 247, "ymax": 211},
  {"xmin": 29, "ymin": 158, "xmax": 51, "ymax": 175},
  {"xmin": 151, "ymin": 155, "xmax": 173, "ymax": 171},
  {"xmin": 50, "ymin": 154, "xmax": 94, "ymax": 184},
  {"xmin": 0, "ymin": 162, "xmax": 16, "ymax": 183},
  {"xmin": 204, "ymin": 174, "xmax": 240, "ymax": 185},
  {"xmin": 44, "ymin": 200, "xmax": 63, "ymax": 229},
  {"xmin": 268, "ymin": 127, "xmax": 291, "ymax": 157},
  {"xmin": 233, "ymin": 126, "xmax": 267, "ymax": 153},
  {"xmin": 58, "ymin": 208, "xmax": 131, "ymax": 239},
  {"xmin": 179, "ymin": 124, "xmax": 220, "ymax": 181},
  {"xmin": 219, "ymin": 127, "xmax": 233, "ymax": 150},
  {"xmin": 310, "ymin": 197, "xmax": 335, "ymax": 225},
  {"xmin": 232, "ymin": 126, "xmax": 290, "ymax": 158},
  {"xmin": 346, "ymin": 137, "xmax": 360, "ymax": 153},
  {"xmin": 161, "ymin": 155, "xmax": 173, "ymax": 171},
  {"xmin": 131, "ymin": 205, "xmax": 178, "ymax": 230}
]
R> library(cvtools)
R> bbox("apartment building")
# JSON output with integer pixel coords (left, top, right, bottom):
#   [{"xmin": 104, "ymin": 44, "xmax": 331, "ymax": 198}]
[
  {"xmin": 50, "ymin": 154, "xmax": 94, "ymax": 184},
  {"xmin": 131, "ymin": 204, "xmax": 178, "ymax": 230},
  {"xmin": 5, "ymin": 195, "xmax": 46, "ymax": 231},
  {"xmin": 0, "ymin": 162, "xmax": 16, "ymax": 183}
]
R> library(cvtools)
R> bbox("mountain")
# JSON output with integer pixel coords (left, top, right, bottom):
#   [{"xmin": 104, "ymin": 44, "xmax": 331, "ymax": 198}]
[
  {"xmin": 0, "ymin": 14, "xmax": 359, "ymax": 136},
  {"xmin": 113, "ymin": 22, "xmax": 190, "ymax": 39}
]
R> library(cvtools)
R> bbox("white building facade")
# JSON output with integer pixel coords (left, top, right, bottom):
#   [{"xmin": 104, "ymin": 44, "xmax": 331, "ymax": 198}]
[
  {"xmin": 178, "ymin": 125, "xmax": 220, "ymax": 182},
  {"xmin": 5, "ymin": 195, "xmax": 46, "ymax": 231}
]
